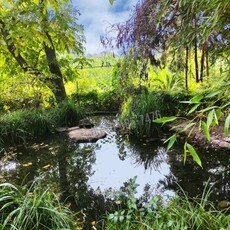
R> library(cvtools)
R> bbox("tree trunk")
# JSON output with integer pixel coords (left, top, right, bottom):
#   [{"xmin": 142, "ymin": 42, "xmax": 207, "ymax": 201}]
[
  {"xmin": 44, "ymin": 32, "xmax": 67, "ymax": 102},
  {"xmin": 39, "ymin": 1, "xmax": 67, "ymax": 102},
  {"xmin": 0, "ymin": 18, "xmax": 66, "ymax": 102},
  {"xmin": 200, "ymin": 43, "xmax": 205, "ymax": 82},
  {"xmin": 205, "ymin": 42, "xmax": 209, "ymax": 77},
  {"xmin": 185, "ymin": 46, "xmax": 189, "ymax": 90},
  {"xmin": 194, "ymin": 39, "xmax": 199, "ymax": 83}
]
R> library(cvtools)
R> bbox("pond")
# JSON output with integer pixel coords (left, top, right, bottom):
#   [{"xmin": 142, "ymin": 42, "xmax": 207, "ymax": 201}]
[{"xmin": 0, "ymin": 115, "xmax": 229, "ymax": 223}]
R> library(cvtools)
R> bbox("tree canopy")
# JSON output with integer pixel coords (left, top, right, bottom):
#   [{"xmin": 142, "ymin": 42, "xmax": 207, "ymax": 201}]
[
  {"xmin": 0, "ymin": 0, "xmax": 85, "ymax": 102},
  {"xmin": 103, "ymin": 0, "xmax": 229, "ymax": 86}
]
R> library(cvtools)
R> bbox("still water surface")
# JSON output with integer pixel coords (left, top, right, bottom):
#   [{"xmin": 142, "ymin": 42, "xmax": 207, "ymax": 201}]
[{"xmin": 0, "ymin": 116, "xmax": 229, "ymax": 210}]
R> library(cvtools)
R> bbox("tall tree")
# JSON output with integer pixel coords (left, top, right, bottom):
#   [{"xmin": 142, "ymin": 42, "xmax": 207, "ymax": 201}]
[{"xmin": 0, "ymin": 0, "xmax": 85, "ymax": 102}]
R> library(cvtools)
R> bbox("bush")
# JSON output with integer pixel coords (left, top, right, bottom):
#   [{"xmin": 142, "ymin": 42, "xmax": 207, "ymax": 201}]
[{"xmin": 72, "ymin": 90, "xmax": 121, "ymax": 112}]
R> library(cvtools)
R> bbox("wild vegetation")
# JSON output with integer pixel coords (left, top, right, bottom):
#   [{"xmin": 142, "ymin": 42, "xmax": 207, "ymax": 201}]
[
  {"xmin": 0, "ymin": 0, "xmax": 229, "ymax": 229},
  {"xmin": 0, "ymin": 176, "xmax": 229, "ymax": 230}
]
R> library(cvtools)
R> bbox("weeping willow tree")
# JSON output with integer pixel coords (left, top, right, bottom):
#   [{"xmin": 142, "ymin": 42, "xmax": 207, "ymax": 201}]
[{"xmin": 103, "ymin": 0, "xmax": 229, "ymax": 89}]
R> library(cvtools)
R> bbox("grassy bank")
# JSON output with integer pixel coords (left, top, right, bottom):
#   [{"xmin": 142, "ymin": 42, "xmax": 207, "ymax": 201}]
[{"xmin": 0, "ymin": 99, "xmax": 84, "ymax": 146}]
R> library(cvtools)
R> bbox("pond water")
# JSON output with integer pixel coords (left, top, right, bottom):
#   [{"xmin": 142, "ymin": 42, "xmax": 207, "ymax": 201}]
[{"xmin": 0, "ymin": 115, "xmax": 229, "ymax": 222}]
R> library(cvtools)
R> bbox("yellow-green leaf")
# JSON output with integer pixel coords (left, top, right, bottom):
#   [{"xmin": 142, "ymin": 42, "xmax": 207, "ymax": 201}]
[
  {"xmin": 153, "ymin": 116, "xmax": 177, "ymax": 125},
  {"xmin": 186, "ymin": 143, "xmax": 202, "ymax": 168},
  {"xmin": 188, "ymin": 103, "xmax": 201, "ymax": 114},
  {"xmin": 224, "ymin": 115, "xmax": 230, "ymax": 137},
  {"xmin": 201, "ymin": 121, "xmax": 210, "ymax": 141},
  {"xmin": 165, "ymin": 134, "xmax": 177, "ymax": 150},
  {"xmin": 183, "ymin": 142, "xmax": 187, "ymax": 165},
  {"xmin": 191, "ymin": 95, "xmax": 203, "ymax": 104},
  {"xmin": 207, "ymin": 109, "xmax": 214, "ymax": 127},
  {"xmin": 109, "ymin": 0, "xmax": 115, "ymax": 4}
]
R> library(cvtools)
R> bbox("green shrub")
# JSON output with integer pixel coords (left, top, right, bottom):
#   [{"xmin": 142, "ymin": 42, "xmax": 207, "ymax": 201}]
[{"xmin": 72, "ymin": 90, "xmax": 121, "ymax": 112}]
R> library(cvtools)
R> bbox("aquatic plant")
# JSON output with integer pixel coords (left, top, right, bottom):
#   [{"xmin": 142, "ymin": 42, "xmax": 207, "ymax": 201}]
[{"xmin": 0, "ymin": 179, "xmax": 77, "ymax": 230}]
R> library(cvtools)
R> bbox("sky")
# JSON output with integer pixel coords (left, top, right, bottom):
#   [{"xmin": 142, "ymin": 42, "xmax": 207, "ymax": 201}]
[{"xmin": 75, "ymin": 0, "xmax": 138, "ymax": 55}]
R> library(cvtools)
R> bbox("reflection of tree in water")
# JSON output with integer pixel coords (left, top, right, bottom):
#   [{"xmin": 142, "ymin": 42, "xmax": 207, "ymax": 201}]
[
  {"xmin": 119, "ymin": 135, "xmax": 169, "ymax": 172},
  {"xmin": 0, "ymin": 136, "xmax": 110, "ymax": 228},
  {"xmin": 158, "ymin": 148, "xmax": 230, "ymax": 204},
  {"xmin": 56, "ymin": 140, "xmax": 109, "ymax": 227}
]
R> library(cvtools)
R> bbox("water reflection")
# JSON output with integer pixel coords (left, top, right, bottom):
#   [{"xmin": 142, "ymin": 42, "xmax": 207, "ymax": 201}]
[{"xmin": 0, "ymin": 115, "xmax": 229, "ymax": 226}]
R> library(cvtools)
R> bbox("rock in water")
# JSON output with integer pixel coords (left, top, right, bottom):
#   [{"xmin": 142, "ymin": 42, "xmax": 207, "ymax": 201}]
[{"xmin": 68, "ymin": 128, "xmax": 106, "ymax": 142}]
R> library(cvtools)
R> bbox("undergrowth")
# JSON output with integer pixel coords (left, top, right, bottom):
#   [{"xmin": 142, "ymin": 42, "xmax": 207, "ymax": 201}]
[{"xmin": 0, "ymin": 99, "xmax": 84, "ymax": 146}]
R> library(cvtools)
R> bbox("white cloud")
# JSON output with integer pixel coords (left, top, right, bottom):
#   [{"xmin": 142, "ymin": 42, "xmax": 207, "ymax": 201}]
[{"xmin": 74, "ymin": 0, "xmax": 138, "ymax": 54}]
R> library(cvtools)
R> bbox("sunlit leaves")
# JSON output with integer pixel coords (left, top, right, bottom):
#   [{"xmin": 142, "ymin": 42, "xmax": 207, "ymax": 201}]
[
  {"xmin": 184, "ymin": 142, "xmax": 202, "ymax": 168},
  {"xmin": 165, "ymin": 134, "xmax": 177, "ymax": 151},
  {"xmin": 224, "ymin": 115, "xmax": 230, "ymax": 137},
  {"xmin": 153, "ymin": 116, "xmax": 177, "ymax": 126}
]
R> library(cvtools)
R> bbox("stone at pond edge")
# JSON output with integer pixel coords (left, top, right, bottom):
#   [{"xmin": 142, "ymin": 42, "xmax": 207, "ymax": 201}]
[{"xmin": 68, "ymin": 128, "xmax": 107, "ymax": 142}]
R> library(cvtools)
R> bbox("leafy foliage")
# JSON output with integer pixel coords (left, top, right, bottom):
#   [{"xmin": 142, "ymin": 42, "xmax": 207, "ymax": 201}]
[
  {"xmin": 0, "ymin": 0, "xmax": 86, "ymax": 102},
  {"xmin": 105, "ymin": 177, "xmax": 230, "ymax": 230}
]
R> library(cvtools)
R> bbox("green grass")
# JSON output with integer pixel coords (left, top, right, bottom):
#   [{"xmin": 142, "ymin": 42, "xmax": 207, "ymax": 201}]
[
  {"xmin": 0, "ymin": 176, "xmax": 229, "ymax": 230},
  {"xmin": 0, "ymin": 179, "xmax": 78, "ymax": 230},
  {"xmin": 119, "ymin": 91, "xmax": 191, "ymax": 138}
]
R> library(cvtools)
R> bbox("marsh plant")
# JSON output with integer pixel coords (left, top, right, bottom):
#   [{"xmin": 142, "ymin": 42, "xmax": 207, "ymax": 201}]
[{"xmin": 0, "ymin": 178, "xmax": 77, "ymax": 230}]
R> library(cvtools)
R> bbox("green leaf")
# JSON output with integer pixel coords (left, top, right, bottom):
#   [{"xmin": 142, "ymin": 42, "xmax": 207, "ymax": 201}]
[
  {"xmin": 165, "ymin": 134, "xmax": 177, "ymax": 150},
  {"xmin": 215, "ymin": 108, "xmax": 222, "ymax": 121},
  {"xmin": 221, "ymin": 102, "xmax": 230, "ymax": 109},
  {"xmin": 224, "ymin": 115, "xmax": 230, "ymax": 137},
  {"xmin": 213, "ymin": 110, "xmax": 218, "ymax": 126},
  {"xmin": 205, "ymin": 90, "xmax": 222, "ymax": 98},
  {"xmin": 180, "ymin": 122, "xmax": 195, "ymax": 133},
  {"xmin": 183, "ymin": 142, "xmax": 187, "ymax": 165},
  {"xmin": 153, "ymin": 116, "xmax": 177, "ymax": 125},
  {"xmin": 191, "ymin": 95, "xmax": 203, "ymax": 104},
  {"xmin": 201, "ymin": 121, "xmax": 210, "ymax": 141},
  {"xmin": 207, "ymin": 109, "xmax": 214, "ymax": 127},
  {"xmin": 109, "ymin": 0, "xmax": 115, "ymax": 4},
  {"xmin": 198, "ymin": 106, "xmax": 218, "ymax": 113},
  {"xmin": 188, "ymin": 103, "xmax": 201, "ymax": 114},
  {"xmin": 186, "ymin": 143, "xmax": 202, "ymax": 168}
]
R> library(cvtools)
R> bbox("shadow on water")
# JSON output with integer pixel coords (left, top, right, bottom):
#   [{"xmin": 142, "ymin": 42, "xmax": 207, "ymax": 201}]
[{"xmin": 0, "ymin": 115, "xmax": 229, "ymax": 226}]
